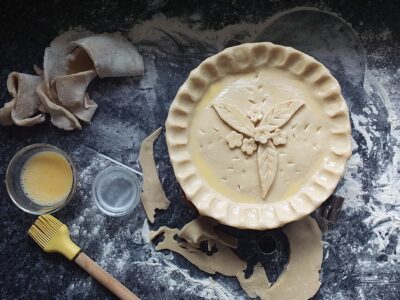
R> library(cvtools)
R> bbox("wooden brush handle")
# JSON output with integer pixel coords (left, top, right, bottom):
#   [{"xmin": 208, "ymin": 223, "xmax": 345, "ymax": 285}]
[{"xmin": 75, "ymin": 252, "xmax": 139, "ymax": 300}]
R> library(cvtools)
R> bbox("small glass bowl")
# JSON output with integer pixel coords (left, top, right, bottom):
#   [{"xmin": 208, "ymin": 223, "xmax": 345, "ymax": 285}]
[
  {"xmin": 92, "ymin": 166, "xmax": 140, "ymax": 217},
  {"xmin": 6, "ymin": 144, "xmax": 77, "ymax": 215}
]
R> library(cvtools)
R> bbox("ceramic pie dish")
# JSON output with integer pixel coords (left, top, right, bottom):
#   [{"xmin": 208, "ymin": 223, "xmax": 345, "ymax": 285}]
[{"xmin": 166, "ymin": 42, "xmax": 351, "ymax": 230}]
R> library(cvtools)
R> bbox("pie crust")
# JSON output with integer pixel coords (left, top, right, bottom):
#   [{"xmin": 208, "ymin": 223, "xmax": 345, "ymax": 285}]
[{"xmin": 166, "ymin": 42, "xmax": 351, "ymax": 229}]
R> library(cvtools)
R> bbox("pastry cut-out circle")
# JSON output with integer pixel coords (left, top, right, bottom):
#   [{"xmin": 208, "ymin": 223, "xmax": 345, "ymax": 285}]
[{"xmin": 166, "ymin": 42, "xmax": 351, "ymax": 229}]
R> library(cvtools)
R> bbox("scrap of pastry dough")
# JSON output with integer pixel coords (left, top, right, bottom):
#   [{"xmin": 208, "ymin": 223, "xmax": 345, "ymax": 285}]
[
  {"xmin": 237, "ymin": 216, "xmax": 323, "ymax": 300},
  {"xmin": 139, "ymin": 127, "xmax": 170, "ymax": 223},
  {"xmin": 150, "ymin": 217, "xmax": 246, "ymax": 276},
  {"xmin": 0, "ymin": 30, "xmax": 144, "ymax": 130},
  {"xmin": 150, "ymin": 216, "xmax": 322, "ymax": 300}
]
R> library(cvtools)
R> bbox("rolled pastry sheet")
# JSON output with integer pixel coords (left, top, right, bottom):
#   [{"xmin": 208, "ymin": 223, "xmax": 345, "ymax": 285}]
[
  {"xmin": 53, "ymin": 70, "xmax": 97, "ymax": 107},
  {"xmin": 1, "ymin": 30, "xmax": 144, "ymax": 130},
  {"xmin": 0, "ymin": 72, "xmax": 45, "ymax": 126},
  {"xmin": 36, "ymin": 82, "xmax": 81, "ymax": 130},
  {"xmin": 0, "ymin": 99, "xmax": 16, "ymax": 125},
  {"xmin": 44, "ymin": 30, "xmax": 93, "ymax": 94},
  {"xmin": 68, "ymin": 93, "xmax": 98, "ymax": 123},
  {"xmin": 67, "ymin": 33, "xmax": 144, "ymax": 78}
]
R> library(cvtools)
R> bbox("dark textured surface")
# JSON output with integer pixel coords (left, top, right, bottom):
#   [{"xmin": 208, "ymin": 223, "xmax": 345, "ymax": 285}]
[{"xmin": 0, "ymin": 1, "xmax": 399, "ymax": 299}]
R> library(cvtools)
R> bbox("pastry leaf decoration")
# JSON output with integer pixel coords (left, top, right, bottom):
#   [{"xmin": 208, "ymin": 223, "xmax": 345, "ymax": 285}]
[
  {"xmin": 257, "ymin": 140, "xmax": 278, "ymax": 198},
  {"xmin": 213, "ymin": 103, "xmax": 255, "ymax": 137},
  {"xmin": 259, "ymin": 100, "xmax": 304, "ymax": 131},
  {"xmin": 213, "ymin": 99, "xmax": 304, "ymax": 199}
]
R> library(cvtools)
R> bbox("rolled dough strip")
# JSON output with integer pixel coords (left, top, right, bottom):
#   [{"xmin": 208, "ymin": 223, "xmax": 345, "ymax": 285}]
[
  {"xmin": 11, "ymin": 109, "xmax": 45, "ymax": 127},
  {"xmin": 237, "ymin": 216, "xmax": 323, "ymax": 300},
  {"xmin": 178, "ymin": 216, "xmax": 238, "ymax": 250},
  {"xmin": 0, "ymin": 99, "xmax": 16, "ymax": 125},
  {"xmin": 67, "ymin": 33, "xmax": 144, "ymax": 78},
  {"xmin": 53, "ymin": 69, "xmax": 97, "ymax": 107},
  {"xmin": 36, "ymin": 82, "xmax": 81, "ymax": 130},
  {"xmin": 69, "ymin": 93, "xmax": 98, "ymax": 123},
  {"xmin": 44, "ymin": 30, "xmax": 93, "ymax": 92},
  {"xmin": 3, "ymin": 30, "xmax": 143, "ymax": 130},
  {"xmin": 139, "ymin": 128, "xmax": 170, "ymax": 222},
  {"xmin": 150, "ymin": 226, "xmax": 246, "ymax": 276},
  {"xmin": 65, "ymin": 47, "xmax": 95, "ymax": 74},
  {"xmin": 6, "ymin": 72, "xmax": 45, "ymax": 126},
  {"xmin": 42, "ymin": 31, "xmax": 95, "ymax": 126}
]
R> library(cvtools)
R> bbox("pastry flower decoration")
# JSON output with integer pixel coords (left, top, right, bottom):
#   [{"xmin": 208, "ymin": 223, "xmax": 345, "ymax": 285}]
[
  {"xmin": 226, "ymin": 131, "xmax": 243, "ymax": 149},
  {"xmin": 241, "ymin": 138, "xmax": 257, "ymax": 155},
  {"xmin": 254, "ymin": 126, "xmax": 287, "ymax": 145},
  {"xmin": 254, "ymin": 126, "xmax": 271, "ymax": 144},
  {"xmin": 270, "ymin": 128, "xmax": 287, "ymax": 145},
  {"xmin": 212, "ymin": 99, "xmax": 304, "ymax": 198},
  {"xmin": 247, "ymin": 104, "xmax": 264, "ymax": 123}
]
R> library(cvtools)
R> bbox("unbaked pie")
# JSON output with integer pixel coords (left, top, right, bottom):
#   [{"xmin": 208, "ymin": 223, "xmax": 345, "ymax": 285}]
[{"xmin": 166, "ymin": 42, "xmax": 351, "ymax": 229}]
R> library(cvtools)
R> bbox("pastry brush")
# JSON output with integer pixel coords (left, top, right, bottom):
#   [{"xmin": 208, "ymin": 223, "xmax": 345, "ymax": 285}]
[{"xmin": 28, "ymin": 214, "xmax": 139, "ymax": 300}]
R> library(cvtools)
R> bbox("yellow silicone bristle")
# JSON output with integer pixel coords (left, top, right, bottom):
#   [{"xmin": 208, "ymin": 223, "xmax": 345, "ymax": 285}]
[
  {"xmin": 28, "ymin": 214, "xmax": 81, "ymax": 260},
  {"xmin": 42, "ymin": 214, "xmax": 63, "ymax": 227},
  {"xmin": 28, "ymin": 225, "xmax": 48, "ymax": 249},
  {"xmin": 36, "ymin": 215, "xmax": 61, "ymax": 236}
]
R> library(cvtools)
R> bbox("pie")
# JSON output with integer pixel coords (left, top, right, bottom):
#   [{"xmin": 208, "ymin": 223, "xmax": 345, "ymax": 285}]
[{"xmin": 166, "ymin": 42, "xmax": 351, "ymax": 229}]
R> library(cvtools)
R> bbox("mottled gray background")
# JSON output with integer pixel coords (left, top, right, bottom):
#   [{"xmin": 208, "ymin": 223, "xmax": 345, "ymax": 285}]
[{"xmin": 0, "ymin": 1, "xmax": 399, "ymax": 299}]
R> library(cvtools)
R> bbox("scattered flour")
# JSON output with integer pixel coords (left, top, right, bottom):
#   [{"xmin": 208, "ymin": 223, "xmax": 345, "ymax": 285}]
[{"xmin": 63, "ymin": 7, "xmax": 399, "ymax": 299}]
